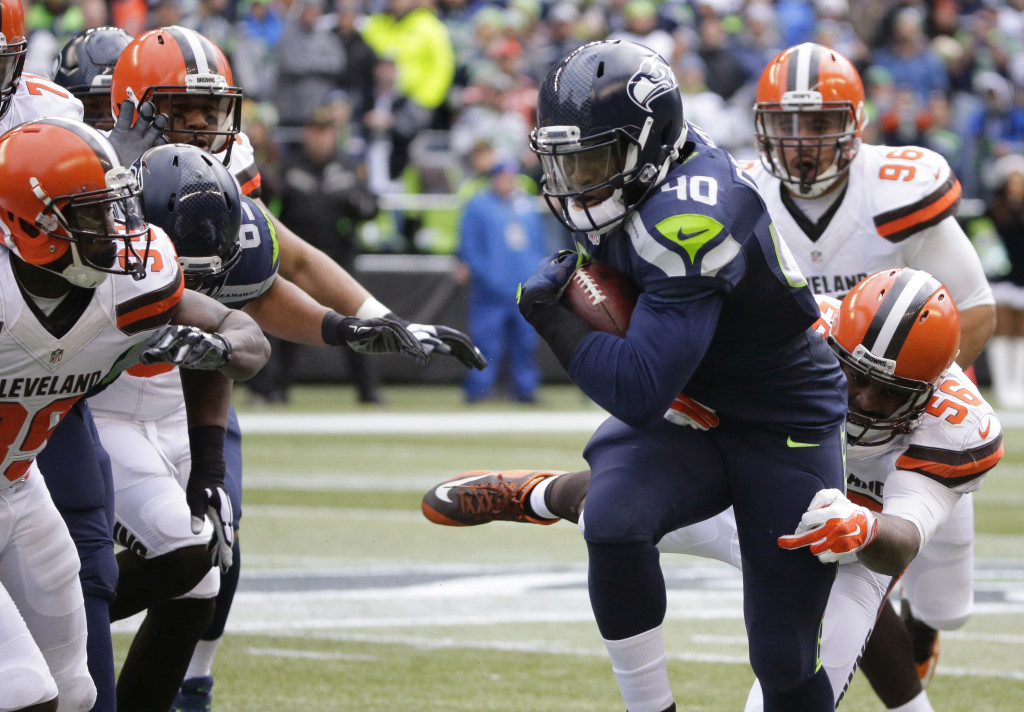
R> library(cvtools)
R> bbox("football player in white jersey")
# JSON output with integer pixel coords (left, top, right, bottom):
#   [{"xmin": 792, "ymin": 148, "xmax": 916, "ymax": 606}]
[
  {"xmin": 0, "ymin": 118, "xmax": 269, "ymax": 712},
  {"xmin": 104, "ymin": 26, "xmax": 488, "ymax": 711},
  {"xmin": 89, "ymin": 144, "xmax": 433, "ymax": 712},
  {"xmin": 745, "ymin": 43, "xmax": 993, "ymax": 706},
  {"xmin": 422, "ymin": 269, "xmax": 1003, "ymax": 712},
  {"xmin": 3, "ymin": 7, "xmax": 182, "ymax": 712}
]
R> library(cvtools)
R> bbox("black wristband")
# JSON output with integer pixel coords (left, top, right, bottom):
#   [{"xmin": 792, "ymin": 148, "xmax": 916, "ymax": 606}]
[
  {"xmin": 518, "ymin": 289, "xmax": 595, "ymax": 369},
  {"xmin": 321, "ymin": 311, "xmax": 347, "ymax": 346},
  {"xmin": 188, "ymin": 425, "xmax": 226, "ymax": 482}
]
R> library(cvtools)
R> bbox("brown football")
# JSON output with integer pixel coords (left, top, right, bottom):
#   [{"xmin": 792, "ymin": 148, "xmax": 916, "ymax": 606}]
[{"xmin": 560, "ymin": 260, "xmax": 639, "ymax": 338}]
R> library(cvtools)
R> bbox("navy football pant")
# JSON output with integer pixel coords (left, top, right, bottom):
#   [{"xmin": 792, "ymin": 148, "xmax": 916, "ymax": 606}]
[
  {"xmin": 38, "ymin": 400, "xmax": 118, "ymax": 712},
  {"xmin": 583, "ymin": 416, "xmax": 843, "ymax": 710}
]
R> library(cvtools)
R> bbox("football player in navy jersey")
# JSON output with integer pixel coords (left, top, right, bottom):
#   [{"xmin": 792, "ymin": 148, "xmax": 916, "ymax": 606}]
[{"xmin": 514, "ymin": 40, "xmax": 847, "ymax": 712}]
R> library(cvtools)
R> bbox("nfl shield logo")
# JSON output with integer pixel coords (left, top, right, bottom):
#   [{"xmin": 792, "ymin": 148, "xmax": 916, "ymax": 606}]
[
  {"xmin": 49, "ymin": 348, "xmax": 64, "ymax": 365},
  {"xmin": 811, "ymin": 250, "xmax": 823, "ymax": 264}
]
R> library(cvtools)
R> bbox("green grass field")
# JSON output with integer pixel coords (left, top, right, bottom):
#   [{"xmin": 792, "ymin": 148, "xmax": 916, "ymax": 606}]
[{"xmin": 113, "ymin": 384, "xmax": 1024, "ymax": 711}]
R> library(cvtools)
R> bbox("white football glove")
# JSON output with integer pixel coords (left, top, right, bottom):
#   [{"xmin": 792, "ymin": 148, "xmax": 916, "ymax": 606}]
[
  {"xmin": 777, "ymin": 488, "xmax": 878, "ymax": 563},
  {"xmin": 194, "ymin": 485, "xmax": 234, "ymax": 573},
  {"xmin": 405, "ymin": 323, "xmax": 488, "ymax": 370}
]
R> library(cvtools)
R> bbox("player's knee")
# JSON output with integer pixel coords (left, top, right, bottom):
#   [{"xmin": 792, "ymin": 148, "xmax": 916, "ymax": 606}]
[
  {"xmin": 0, "ymin": 666, "xmax": 58, "ymax": 711},
  {"xmin": 578, "ymin": 499, "xmax": 651, "ymax": 543},
  {"xmin": 749, "ymin": 642, "xmax": 817, "ymax": 693},
  {"xmin": 148, "ymin": 545, "xmax": 214, "ymax": 595},
  {"xmin": 54, "ymin": 670, "xmax": 97, "ymax": 712},
  {"xmin": 77, "ymin": 542, "xmax": 118, "ymax": 602},
  {"xmin": 925, "ymin": 612, "xmax": 971, "ymax": 631}
]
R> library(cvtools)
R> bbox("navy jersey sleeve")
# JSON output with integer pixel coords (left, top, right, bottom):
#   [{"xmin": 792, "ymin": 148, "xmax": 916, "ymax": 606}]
[{"xmin": 217, "ymin": 196, "xmax": 280, "ymax": 308}]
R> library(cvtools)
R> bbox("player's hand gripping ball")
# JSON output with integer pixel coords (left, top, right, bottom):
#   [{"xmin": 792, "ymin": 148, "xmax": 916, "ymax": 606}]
[{"xmin": 560, "ymin": 260, "xmax": 638, "ymax": 338}]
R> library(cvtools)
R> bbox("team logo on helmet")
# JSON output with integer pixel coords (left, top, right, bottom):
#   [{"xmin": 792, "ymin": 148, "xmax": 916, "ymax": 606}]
[{"xmin": 627, "ymin": 56, "xmax": 677, "ymax": 113}]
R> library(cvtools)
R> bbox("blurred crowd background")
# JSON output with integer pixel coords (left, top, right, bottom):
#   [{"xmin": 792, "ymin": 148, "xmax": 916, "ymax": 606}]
[{"xmin": 23, "ymin": 0, "xmax": 1024, "ymax": 259}]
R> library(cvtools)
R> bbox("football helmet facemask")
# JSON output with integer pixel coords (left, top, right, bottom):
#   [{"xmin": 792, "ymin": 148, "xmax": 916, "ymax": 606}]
[
  {"xmin": 531, "ymin": 40, "xmax": 688, "ymax": 234},
  {"xmin": 53, "ymin": 26, "xmax": 134, "ymax": 130},
  {"xmin": 0, "ymin": 0, "xmax": 28, "ymax": 120},
  {"xmin": 754, "ymin": 43, "xmax": 866, "ymax": 198},
  {"xmin": 829, "ymin": 268, "xmax": 960, "ymax": 446},
  {"xmin": 110, "ymin": 26, "xmax": 242, "ymax": 163},
  {"xmin": 0, "ymin": 118, "xmax": 151, "ymax": 288},
  {"xmin": 136, "ymin": 143, "xmax": 242, "ymax": 297}
]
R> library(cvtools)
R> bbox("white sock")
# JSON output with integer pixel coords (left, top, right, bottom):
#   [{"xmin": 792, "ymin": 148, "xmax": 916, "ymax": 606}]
[
  {"xmin": 185, "ymin": 637, "xmax": 222, "ymax": 680},
  {"xmin": 889, "ymin": 689, "xmax": 933, "ymax": 712},
  {"xmin": 987, "ymin": 336, "xmax": 1016, "ymax": 407},
  {"xmin": 603, "ymin": 626, "xmax": 674, "ymax": 712},
  {"xmin": 529, "ymin": 475, "xmax": 558, "ymax": 520},
  {"xmin": 1011, "ymin": 337, "xmax": 1024, "ymax": 405}
]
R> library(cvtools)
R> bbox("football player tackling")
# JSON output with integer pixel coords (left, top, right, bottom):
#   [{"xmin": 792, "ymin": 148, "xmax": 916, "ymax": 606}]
[
  {"xmin": 510, "ymin": 40, "xmax": 848, "ymax": 712},
  {"xmin": 424, "ymin": 270, "xmax": 1000, "ymax": 712}
]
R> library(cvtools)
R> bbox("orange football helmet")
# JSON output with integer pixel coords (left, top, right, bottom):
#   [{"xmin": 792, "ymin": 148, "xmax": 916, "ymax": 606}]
[
  {"xmin": 110, "ymin": 26, "xmax": 242, "ymax": 161},
  {"xmin": 0, "ymin": 118, "xmax": 151, "ymax": 287},
  {"xmin": 754, "ymin": 43, "xmax": 866, "ymax": 198},
  {"xmin": 829, "ymin": 268, "xmax": 960, "ymax": 445},
  {"xmin": 0, "ymin": 0, "xmax": 27, "ymax": 119}
]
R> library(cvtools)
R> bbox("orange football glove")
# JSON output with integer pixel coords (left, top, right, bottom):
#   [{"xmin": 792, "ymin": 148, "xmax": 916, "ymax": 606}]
[
  {"xmin": 664, "ymin": 393, "xmax": 719, "ymax": 430},
  {"xmin": 778, "ymin": 488, "xmax": 878, "ymax": 563}
]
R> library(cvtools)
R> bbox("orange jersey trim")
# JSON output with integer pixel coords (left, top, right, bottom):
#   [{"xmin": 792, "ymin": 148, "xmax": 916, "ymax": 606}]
[
  {"xmin": 126, "ymin": 362, "xmax": 176, "ymax": 378},
  {"xmin": 848, "ymin": 491, "xmax": 882, "ymax": 513},
  {"xmin": 116, "ymin": 269, "xmax": 184, "ymax": 335},
  {"xmin": 874, "ymin": 177, "xmax": 961, "ymax": 242},
  {"xmin": 895, "ymin": 434, "xmax": 1003, "ymax": 488}
]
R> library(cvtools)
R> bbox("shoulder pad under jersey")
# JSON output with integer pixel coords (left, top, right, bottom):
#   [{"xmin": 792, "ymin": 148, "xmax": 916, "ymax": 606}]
[
  {"xmin": 218, "ymin": 196, "xmax": 279, "ymax": 308},
  {"xmin": 855, "ymin": 143, "xmax": 962, "ymax": 243},
  {"xmin": 895, "ymin": 363, "xmax": 1003, "ymax": 494},
  {"xmin": 112, "ymin": 226, "xmax": 184, "ymax": 336}
]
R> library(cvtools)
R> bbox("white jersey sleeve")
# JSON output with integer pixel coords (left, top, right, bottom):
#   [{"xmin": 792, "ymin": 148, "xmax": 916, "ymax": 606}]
[
  {"xmin": 226, "ymin": 131, "xmax": 262, "ymax": 198},
  {"xmin": 891, "ymin": 362, "xmax": 1003, "ymax": 497},
  {"xmin": 880, "ymin": 468, "xmax": 961, "ymax": 552},
  {"xmin": 0, "ymin": 74, "xmax": 83, "ymax": 134},
  {"xmin": 898, "ymin": 216, "xmax": 995, "ymax": 310}
]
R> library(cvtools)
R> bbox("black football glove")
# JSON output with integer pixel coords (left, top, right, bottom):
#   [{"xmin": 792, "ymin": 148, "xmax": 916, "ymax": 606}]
[
  {"xmin": 404, "ymin": 323, "xmax": 488, "ymax": 370},
  {"xmin": 322, "ymin": 312, "xmax": 429, "ymax": 363},
  {"xmin": 107, "ymin": 99, "xmax": 169, "ymax": 168},
  {"xmin": 141, "ymin": 325, "xmax": 232, "ymax": 370},
  {"xmin": 187, "ymin": 427, "xmax": 234, "ymax": 573}
]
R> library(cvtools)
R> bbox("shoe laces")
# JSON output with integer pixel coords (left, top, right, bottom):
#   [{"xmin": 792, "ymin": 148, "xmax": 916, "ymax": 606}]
[{"xmin": 456, "ymin": 474, "xmax": 538, "ymax": 521}]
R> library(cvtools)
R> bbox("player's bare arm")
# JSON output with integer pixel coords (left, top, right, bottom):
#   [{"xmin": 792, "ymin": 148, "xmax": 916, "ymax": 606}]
[
  {"xmin": 957, "ymin": 304, "xmax": 997, "ymax": 367},
  {"xmin": 170, "ymin": 290, "xmax": 270, "ymax": 381},
  {"xmin": 262, "ymin": 203, "xmax": 374, "ymax": 315}
]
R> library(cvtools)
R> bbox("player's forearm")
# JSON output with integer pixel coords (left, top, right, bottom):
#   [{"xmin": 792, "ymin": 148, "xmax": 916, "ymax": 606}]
[
  {"xmin": 265, "ymin": 205, "xmax": 373, "ymax": 315},
  {"xmin": 211, "ymin": 310, "xmax": 272, "ymax": 380},
  {"xmin": 956, "ymin": 304, "xmax": 996, "ymax": 367},
  {"xmin": 179, "ymin": 369, "xmax": 232, "ymax": 429},
  {"xmin": 856, "ymin": 513, "xmax": 921, "ymax": 576},
  {"xmin": 242, "ymin": 276, "xmax": 333, "ymax": 345}
]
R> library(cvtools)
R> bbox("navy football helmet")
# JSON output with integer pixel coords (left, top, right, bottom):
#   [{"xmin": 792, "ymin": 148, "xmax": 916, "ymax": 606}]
[
  {"xmin": 531, "ymin": 40, "xmax": 688, "ymax": 234},
  {"xmin": 53, "ymin": 27, "xmax": 134, "ymax": 130},
  {"xmin": 135, "ymin": 144, "xmax": 242, "ymax": 297}
]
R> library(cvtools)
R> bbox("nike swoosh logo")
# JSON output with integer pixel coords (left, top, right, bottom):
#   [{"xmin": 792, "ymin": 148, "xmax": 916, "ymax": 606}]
[
  {"xmin": 841, "ymin": 524, "xmax": 862, "ymax": 539},
  {"xmin": 787, "ymin": 436, "xmax": 820, "ymax": 448},
  {"xmin": 677, "ymin": 229, "xmax": 708, "ymax": 240},
  {"xmin": 435, "ymin": 474, "xmax": 490, "ymax": 503},
  {"xmin": 979, "ymin": 418, "xmax": 991, "ymax": 439}
]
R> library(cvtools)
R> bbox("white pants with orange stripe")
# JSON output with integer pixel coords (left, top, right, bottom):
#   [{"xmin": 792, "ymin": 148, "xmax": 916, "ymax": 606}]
[{"xmin": 0, "ymin": 467, "xmax": 95, "ymax": 711}]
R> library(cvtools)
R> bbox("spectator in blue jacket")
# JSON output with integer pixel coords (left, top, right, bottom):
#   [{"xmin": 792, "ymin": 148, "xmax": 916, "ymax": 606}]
[{"xmin": 455, "ymin": 159, "xmax": 551, "ymax": 403}]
